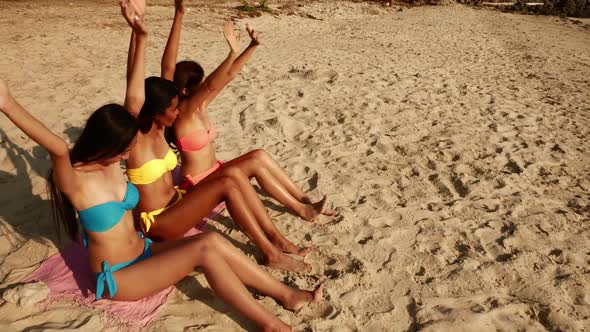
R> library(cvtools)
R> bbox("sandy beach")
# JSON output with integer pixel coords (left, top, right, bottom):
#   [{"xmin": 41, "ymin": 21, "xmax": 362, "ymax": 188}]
[{"xmin": 0, "ymin": 0, "xmax": 589, "ymax": 330}]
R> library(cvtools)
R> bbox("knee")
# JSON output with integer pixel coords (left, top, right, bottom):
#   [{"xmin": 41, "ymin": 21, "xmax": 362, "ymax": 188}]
[
  {"xmin": 217, "ymin": 171, "xmax": 239, "ymax": 189},
  {"xmin": 220, "ymin": 165, "xmax": 243, "ymax": 180},
  {"xmin": 248, "ymin": 149, "xmax": 268, "ymax": 161},
  {"xmin": 202, "ymin": 232, "xmax": 224, "ymax": 244},
  {"xmin": 192, "ymin": 232, "xmax": 224, "ymax": 253}
]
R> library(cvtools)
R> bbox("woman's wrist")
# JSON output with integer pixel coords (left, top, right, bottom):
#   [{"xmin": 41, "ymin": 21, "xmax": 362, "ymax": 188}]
[
  {"xmin": 136, "ymin": 28, "xmax": 148, "ymax": 37},
  {"xmin": 1, "ymin": 96, "xmax": 17, "ymax": 114}
]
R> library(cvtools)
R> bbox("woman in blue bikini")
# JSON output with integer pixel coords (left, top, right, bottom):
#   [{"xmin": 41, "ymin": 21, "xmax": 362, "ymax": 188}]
[{"xmin": 0, "ymin": 4, "xmax": 321, "ymax": 332}]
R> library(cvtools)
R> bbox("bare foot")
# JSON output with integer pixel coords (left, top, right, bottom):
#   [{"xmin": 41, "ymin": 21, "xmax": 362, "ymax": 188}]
[
  {"xmin": 273, "ymin": 238, "xmax": 313, "ymax": 257},
  {"xmin": 293, "ymin": 246, "xmax": 313, "ymax": 257},
  {"xmin": 261, "ymin": 318, "xmax": 292, "ymax": 332},
  {"xmin": 281, "ymin": 284, "xmax": 324, "ymax": 312},
  {"xmin": 266, "ymin": 253, "xmax": 311, "ymax": 272},
  {"xmin": 302, "ymin": 195, "xmax": 337, "ymax": 222},
  {"xmin": 318, "ymin": 196, "xmax": 338, "ymax": 217}
]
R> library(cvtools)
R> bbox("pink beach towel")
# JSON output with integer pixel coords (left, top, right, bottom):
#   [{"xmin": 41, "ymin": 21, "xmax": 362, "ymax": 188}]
[{"xmin": 23, "ymin": 204, "xmax": 226, "ymax": 327}]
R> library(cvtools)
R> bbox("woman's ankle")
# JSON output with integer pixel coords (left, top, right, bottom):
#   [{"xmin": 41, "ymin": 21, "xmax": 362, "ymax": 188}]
[{"xmin": 261, "ymin": 318, "xmax": 291, "ymax": 332}]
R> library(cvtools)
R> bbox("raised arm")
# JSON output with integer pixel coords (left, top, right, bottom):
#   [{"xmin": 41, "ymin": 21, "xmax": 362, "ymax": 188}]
[
  {"xmin": 188, "ymin": 21, "xmax": 260, "ymax": 111},
  {"xmin": 0, "ymin": 80, "xmax": 77, "ymax": 194},
  {"xmin": 124, "ymin": 0, "xmax": 146, "ymax": 85},
  {"xmin": 227, "ymin": 24, "xmax": 260, "ymax": 81},
  {"xmin": 121, "ymin": 0, "xmax": 148, "ymax": 117},
  {"xmin": 161, "ymin": 0, "xmax": 185, "ymax": 80},
  {"xmin": 126, "ymin": 32, "xmax": 137, "ymax": 82}
]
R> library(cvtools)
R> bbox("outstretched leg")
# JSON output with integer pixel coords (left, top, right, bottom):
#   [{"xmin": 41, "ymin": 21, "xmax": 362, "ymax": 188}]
[
  {"xmin": 150, "ymin": 233, "xmax": 322, "ymax": 311},
  {"xmin": 152, "ymin": 174, "xmax": 309, "ymax": 272},
  {"xmin": 112, "ymin": 233, "xmax": 322, "ymax": 331},
  {"xmin": 222, "ymin": 166, "xmax": 311, "ymax": 258},
  {"xmin": 222, "ymin": 149, "xmax": 336, "ymax": 221}
]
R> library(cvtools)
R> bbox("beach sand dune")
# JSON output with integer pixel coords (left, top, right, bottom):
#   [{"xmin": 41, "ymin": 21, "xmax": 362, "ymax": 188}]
[{"xmin": 0, "ymin": 1, "xmax": 589, "ymax": 330}]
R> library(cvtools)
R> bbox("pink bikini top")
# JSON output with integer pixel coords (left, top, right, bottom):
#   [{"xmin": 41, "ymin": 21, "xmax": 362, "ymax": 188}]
[{"xmin": 176, "ymin": 125, "xmax": 218, "ymax": 152}]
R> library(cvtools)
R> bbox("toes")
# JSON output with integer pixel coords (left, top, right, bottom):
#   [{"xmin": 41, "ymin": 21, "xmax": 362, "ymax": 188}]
[
  {"xmin": 298, "ymin": 247, "xmax": 313, "ymax": 256},
  {"xmin": 313, "ymin": 284, "xmax": 324, "ymax": 302},
  {"xmin": 322, "ymin": 208, "xmax": 338, "ymax": 216},
  {"xmin": 294, "ymin": 261, "xmax": 311, "ymax": 273},
  {"xmin": 315, "ymin": 195, "xmax": 338, "ymax": 217}
]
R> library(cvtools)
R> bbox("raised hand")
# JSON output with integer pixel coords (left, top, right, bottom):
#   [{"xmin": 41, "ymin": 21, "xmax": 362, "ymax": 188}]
[
  {"xmin": 174, "ymin": 0, "xmax": 185, "ymax": 15},
  {"xmin": 130, "ymin": 0, "xmax": 146, "ymax": 17},
  {"xmin": 120, "ymin": 0, "xmax": 147, "ymax": 35},
  {"xmin": 246, "ymin": 23, "xmax": 260, "ymax": 46},
  {"xmin": 223, "ymin": 20, "xmax": 242, "ymax": 54}
]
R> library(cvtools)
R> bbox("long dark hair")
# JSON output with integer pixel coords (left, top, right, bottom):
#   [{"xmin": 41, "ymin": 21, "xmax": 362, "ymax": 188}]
[
  {"xmin": 137, "ymin": 76, "xmax": 178, "ymax": 134},
  {"xmin": 47, "ymin": 104, "xmax": 138, "ymax": 241},
  {"xmin": 173, "ymin": 61, "xmax": 204, "ymax": 98},
  {"xmin": 138, "ymin": 76, "xmax": 180, "ymax": 150},
  {"xmin": 166, "ymin": 61, "xmax": 205, "ymax": 150}
]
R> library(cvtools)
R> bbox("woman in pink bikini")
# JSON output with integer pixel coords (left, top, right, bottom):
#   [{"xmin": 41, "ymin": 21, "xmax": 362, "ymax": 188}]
[{"xmin": 161, "ymin": 0, "xmax": 336, "ymax": 222}]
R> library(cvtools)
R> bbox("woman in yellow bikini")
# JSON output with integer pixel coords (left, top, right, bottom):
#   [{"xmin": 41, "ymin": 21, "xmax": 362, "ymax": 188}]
[
  {"xmin": 162, "ymin": 0, "xmax": 337, "ymax": 222},
  {"xmin": 125, "ymin": 0, "xmax": 311, "ymax": 272},
  {"xmin": 0, "ymin": 3, "xmax": 322, "ymax": 330}
]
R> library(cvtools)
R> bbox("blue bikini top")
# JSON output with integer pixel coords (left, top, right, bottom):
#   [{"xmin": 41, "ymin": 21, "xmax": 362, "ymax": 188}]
[{"xmin": 78, "ymin": 182, "xmax": 139, "ymax": 232}]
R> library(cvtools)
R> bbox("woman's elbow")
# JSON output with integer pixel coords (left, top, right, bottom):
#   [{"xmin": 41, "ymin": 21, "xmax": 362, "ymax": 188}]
[
  {"xmin": 52, "ymin": 140, "xmax": 69, "ymax": 158},
  {"xmin": 125, "ymin": 97, "xmax": 144, "ymax": 116},
  {"xmin": 161, "ymin": 64, "xmax": 174, "ymax": 77}
]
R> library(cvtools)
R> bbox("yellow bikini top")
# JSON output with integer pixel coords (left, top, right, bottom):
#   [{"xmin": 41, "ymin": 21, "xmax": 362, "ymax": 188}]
[{"xmin": 127, "ymin": 149, "xmax": 178, "ymax": 185}]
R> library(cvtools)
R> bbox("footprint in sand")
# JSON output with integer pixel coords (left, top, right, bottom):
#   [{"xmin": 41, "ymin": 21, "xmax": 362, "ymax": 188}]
[
  {"xmin": 360, "ymin": 296, "xmax": 416, "ymax": 331},
  {"xmin": 504, "ymin": 158, "xmax": 524, "ymax": 175},
  {"xmin": 428, "ymin": 173, "xmax": 454, "ymax": 201},
  {"xmin": 450, "ymin": 172, "xmax": 470, "ymax": 198},
  {"xmin": 313, "ymin": 251, "xmax": 367, "ymax": 281},
  {"xmin": 288, "ymin": 66, "xmax": 317, "ymax": 80},
  {"xmin": 473, "ymin": 223, "xmax": 519, "ymax": 262}
]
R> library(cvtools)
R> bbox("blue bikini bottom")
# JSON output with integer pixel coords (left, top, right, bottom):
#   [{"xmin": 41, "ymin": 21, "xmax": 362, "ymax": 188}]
[{"xmin": 95, "ymin": 233, "xmax": 153, "ymax": 300}]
